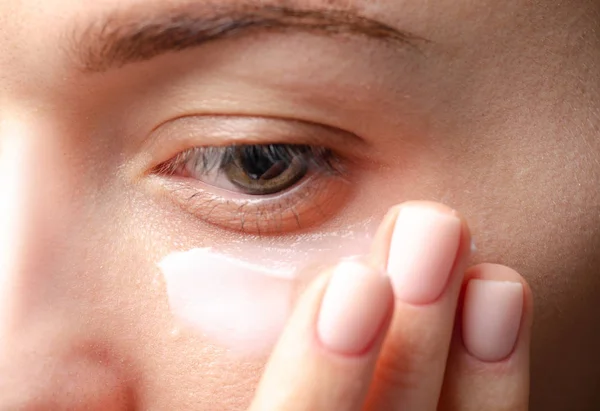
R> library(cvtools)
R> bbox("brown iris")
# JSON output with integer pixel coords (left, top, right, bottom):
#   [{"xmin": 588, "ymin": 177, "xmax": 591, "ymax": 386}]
[{"xmin": 222, "ymin": 145, "xmax": 309, "ymax": 195}]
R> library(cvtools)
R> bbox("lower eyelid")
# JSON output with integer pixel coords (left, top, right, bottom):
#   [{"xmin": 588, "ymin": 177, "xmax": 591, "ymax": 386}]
[{"xmin": 155, "ymin": 173, "xmax": 352, "ymax": 235}]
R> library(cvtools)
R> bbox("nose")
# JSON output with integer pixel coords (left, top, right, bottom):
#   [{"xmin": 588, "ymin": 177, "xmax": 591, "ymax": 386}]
[
  {"xmin": 0, "ymin": 121, "xmax": 132, "ymax": 410},
  {"xmin": 0, "ymin": 125, "xmax": 38, "ymax": 336},
  {"xmin": 0, "ymin": 125, "xmax": 44, "ymax": 340}
]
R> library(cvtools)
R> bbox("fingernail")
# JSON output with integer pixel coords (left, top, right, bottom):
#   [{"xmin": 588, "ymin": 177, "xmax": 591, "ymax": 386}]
[
  {"xmin": 387, "ymin": 206, "xmax": 462, "ymax": 304},
  {"xmin": 317, "ymin": 262, "xmax": 393, "ymax": 355},
  {"xmin": 462, "ymin": 280, "xmax": 524, "ymax": 362}
]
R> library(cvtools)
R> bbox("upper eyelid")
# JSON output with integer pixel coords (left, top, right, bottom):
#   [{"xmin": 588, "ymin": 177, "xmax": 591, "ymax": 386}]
[
  {"xmin": 144, "ymin": 115, "xmax": 370, "ymax": 166},
  {"xmin": 151, "ymin": 114, "xmax": 365, "ymax": 144}
]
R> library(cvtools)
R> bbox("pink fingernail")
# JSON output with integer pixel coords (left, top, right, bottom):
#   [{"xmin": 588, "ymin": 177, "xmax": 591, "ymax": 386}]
[
  {"xmin": 462, "ymin": 280, "xmax": 524, "ymax": 362},
  {"xmin": 387, "ymin": 206, "xmax": 462, "ymax": 304},
  {"xmin": 317, "ymin": 262, "xmax": 393, "ymax": 355}
]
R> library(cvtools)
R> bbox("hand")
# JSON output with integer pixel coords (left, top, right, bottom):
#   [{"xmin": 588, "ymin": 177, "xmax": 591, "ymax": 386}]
[{"xmin": 249, "ymin": 202, "xmax": 533, "ymax": 411}]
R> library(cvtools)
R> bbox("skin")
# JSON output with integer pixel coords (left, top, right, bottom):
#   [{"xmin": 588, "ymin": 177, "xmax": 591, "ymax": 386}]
[{"xmin": 1, "ymin": 0, "xmax": 600, "ymax": 410}]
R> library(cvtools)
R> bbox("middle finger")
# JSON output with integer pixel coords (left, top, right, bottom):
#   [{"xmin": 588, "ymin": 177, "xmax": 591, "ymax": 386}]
[{"xmin": 365, "ymin": 202, "xmax": 472, "ymax": 411}]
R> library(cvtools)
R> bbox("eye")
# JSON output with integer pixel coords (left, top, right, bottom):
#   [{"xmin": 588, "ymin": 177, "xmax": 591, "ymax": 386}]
[
  {"xmin": 147, "ymin": 116, "xmax": 363, "ymax": 235},
  {"xmin": 154, "ymin": 144, "xmax": 350, "ymax": 235},
  {"xmin": 222, "ymin": 145, "xmax": 309, "ymax": 195},
  {"xmin": 171, "ymin": 144, "xmax": 336, "ymax": 196}
]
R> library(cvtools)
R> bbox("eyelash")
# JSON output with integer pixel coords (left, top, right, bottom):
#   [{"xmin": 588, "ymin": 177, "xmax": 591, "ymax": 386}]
[{"xmin": 155, "ymin": 144, "xmax": 344, "ymax": 180}]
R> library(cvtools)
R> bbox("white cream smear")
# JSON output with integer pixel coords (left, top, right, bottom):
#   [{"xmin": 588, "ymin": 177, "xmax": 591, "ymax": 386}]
[
  {"xmin": 159, "ymin": 248, "xmax": 295, "ymax": 356},
  {"xmin": 158, "ymin": 223, "xmax": 375, "ymax": 357}
]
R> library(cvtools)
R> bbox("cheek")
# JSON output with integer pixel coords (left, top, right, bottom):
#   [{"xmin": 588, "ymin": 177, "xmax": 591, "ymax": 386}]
[
  {"xmin": 100, "ymin": 188, "xmax": 378, "ymax": 407},
  {"xmin": 155, "ymin": 228, "xmax": 375, "ymax": 359}
]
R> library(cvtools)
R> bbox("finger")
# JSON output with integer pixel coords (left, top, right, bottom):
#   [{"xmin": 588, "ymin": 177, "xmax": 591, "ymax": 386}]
[
  {"xmin": 439, "ymin": 264, "xmax": 533, "ymax": 411},
  {"xmin": 365, "ymin": 201, "xmax": 472, "ymax": 411},
  {"xmin": 249, "ymin": 261, "xmax": 394, "ymax": 411}
]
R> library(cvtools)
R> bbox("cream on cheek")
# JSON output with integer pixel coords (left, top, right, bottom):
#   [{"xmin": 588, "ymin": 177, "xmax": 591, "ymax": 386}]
[
  {"xmin": 158, "ymin": 226, "xmax": 374, "ymax": 357},
  {"xmin": 158, "ymin": 248, "xmax": 294, "ymax": 356}
]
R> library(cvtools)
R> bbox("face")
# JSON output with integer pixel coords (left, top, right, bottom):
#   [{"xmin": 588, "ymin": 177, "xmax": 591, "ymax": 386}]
[{"xmin": 1, "ymin": 0, "xmax": 599, "ymax": 409}]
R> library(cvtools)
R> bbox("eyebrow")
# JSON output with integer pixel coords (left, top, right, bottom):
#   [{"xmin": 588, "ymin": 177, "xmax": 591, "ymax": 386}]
[{"xmin": 69, "ymin": 3, "xmax": 424, "ymax": 73}]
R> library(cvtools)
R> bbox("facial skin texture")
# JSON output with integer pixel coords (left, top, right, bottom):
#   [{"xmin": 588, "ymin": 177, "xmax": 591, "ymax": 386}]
[{"xmin": 1, "ymin": 0, "xmax": 600, "ymax": 410}]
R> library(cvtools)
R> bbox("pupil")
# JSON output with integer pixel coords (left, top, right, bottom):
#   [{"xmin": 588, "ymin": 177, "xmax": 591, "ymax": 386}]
[{"xmin": 238, "ymin": 146, "xmax": 292, "ymax": 181}]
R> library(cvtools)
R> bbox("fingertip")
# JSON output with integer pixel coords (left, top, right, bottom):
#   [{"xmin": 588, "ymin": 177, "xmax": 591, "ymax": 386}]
[
  {"xmin": 465, "ymin": 264, "xmax": 534, "ymax": 327},
  {"xmin": 440, "ymin": 264, "xmax": 532, "ymax": 411},
  {"xmin": 461, "ymin": 264, "xmax": 533, "ymax": 363},
  {"xmin": 317, "ymin": 262, "xmax": 393, "ymax": 356},
  {"xmin": 463, "ymin": 280, "xmax": 524, "ymax": 362},
  {"xmin": 253, "ymin": 261, "xmax": 394, "ymax": 411},
  {"xmin": 369, "ymin": 202, "xmax": 473, "ymax": 278}
]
